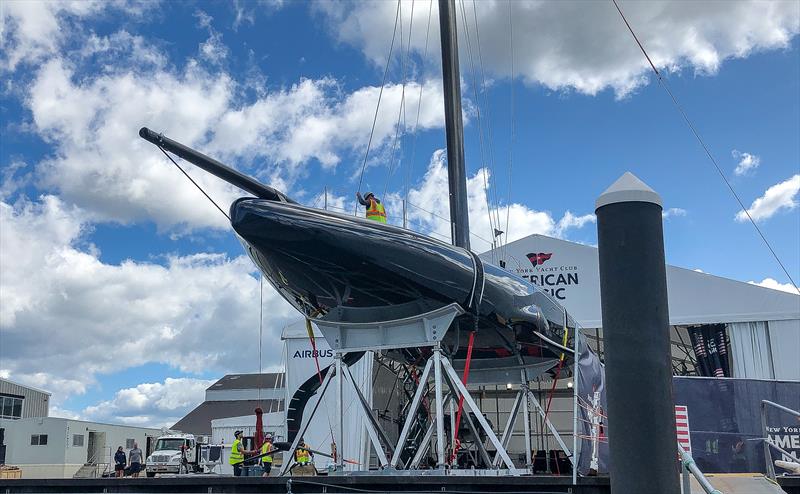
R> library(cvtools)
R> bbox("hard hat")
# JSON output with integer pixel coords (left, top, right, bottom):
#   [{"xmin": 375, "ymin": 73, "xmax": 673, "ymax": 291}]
[
  {"xmin": 234, "ymin": 430, "xmax": 242, "ymax": 437},
  {"xmin": 364, "ymin": 192, "xmax": 375, "ymax": 199},
  {"xmin": 265, "ymin": 433, "xmax": 273, "ymax": 439}
]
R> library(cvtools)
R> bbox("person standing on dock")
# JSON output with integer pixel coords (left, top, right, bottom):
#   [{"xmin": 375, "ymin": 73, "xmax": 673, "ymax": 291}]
[
  {"xmin": 356, "ymin": 192, "xmax": 387, "ymax": 223},
  {"xmin": 260, "ymin": 434, "xmax": 274, "ymax": 477},
  {"xmin": 229, "ymin": 430, "xmax": 254, "ymax": 477},
  {"xmin": 128, "ymin": 442, "xmax": 143, "ymax": 478},
  {"xmin": 114, "ymin": 446, "xmax": 126, "ymax": 478},
  {"xmin": 294, "ymin": 437, "xmax": 313, "ymax": 466}
]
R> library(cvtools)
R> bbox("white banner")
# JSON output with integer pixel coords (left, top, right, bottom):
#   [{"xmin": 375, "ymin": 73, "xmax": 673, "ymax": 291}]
[{"xmin": 283, "ymin": 321, "xmax": 373, "ymax": 471}]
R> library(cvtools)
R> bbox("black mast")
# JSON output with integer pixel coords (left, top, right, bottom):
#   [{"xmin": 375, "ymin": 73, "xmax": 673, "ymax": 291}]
[{"xmin": 438, "ymin": 0, "xmax": 470, "ymax": 250}]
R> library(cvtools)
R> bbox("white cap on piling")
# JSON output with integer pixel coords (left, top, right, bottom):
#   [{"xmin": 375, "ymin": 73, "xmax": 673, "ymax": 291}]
[{"xmin": 595, "ymin": 171, "xmax": 662, "ymax": 210}]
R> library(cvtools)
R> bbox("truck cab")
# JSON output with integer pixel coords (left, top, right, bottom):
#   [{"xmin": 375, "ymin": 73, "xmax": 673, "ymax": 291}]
[{"xmin": 145, "ymin": 434, "xmax": 198, "ymax": 477}]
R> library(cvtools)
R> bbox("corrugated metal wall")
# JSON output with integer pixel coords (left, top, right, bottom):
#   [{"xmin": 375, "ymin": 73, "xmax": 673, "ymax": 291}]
[{"xmin": 0, "ymin": 379, "xmax": 50, "ymax": 418}]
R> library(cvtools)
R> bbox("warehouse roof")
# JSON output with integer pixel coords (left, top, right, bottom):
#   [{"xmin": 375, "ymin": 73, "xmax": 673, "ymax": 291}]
[
  {"xmin": 172, "ymin": 399, "xmax": 284, "ymax": 436},
  {"xmin": 206, "ymin": 373, "xmax": 285, "ymax": 391}
]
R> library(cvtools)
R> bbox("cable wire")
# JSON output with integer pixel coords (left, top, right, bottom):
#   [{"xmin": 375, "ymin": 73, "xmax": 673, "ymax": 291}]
[
  {"xmin": 502, "ymin": 0, "xmax": 516, "ymax": 263},
  {"xmin": 472, "ymin": 0, "xmax": 503, "ymax": 240},
  {"xmin": 355, "ymin": 0, "xmax": 402, "ymax": 213},
  {"xmin": 157, "ymin": 146, "xmax": 230, "ymax": 221},
  {"xmin": 611, "ymin": 0, "xmax": 798, "ymax": 293},
  {"xmin": 457, "ymin": 0, "xmax": 497, "ymax": 259},
  {"xmin": 384, "ymin": 0, "xmax": 414, "ymax": 200}
]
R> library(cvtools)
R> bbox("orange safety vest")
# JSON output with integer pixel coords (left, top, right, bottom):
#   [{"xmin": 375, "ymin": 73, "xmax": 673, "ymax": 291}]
[{"xmin": 366, "ymin": 199, "xmax": 387, "ymax": 223}]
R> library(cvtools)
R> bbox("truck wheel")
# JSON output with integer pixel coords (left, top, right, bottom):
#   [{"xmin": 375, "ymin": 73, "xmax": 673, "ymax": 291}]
[{"xmin": 146, "ymin": 472, "xmax": 156, "ymax": 478}]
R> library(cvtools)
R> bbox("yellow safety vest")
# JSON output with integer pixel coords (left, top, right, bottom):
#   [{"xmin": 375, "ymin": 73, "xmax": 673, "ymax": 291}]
[
  {"xmin": 295, "ymin": 445, "xmax": 311, "ymax": 464},
  {"xmin": 229, "ymin": 438, "xmax": 244, "ymax": 465},
  {"xmin": 261, "ymin": 441, "xmax": 273, "ymax": 463},
  {"xmin": 366, "ymin": 199, "xmax": 387, "ymax": 223}
]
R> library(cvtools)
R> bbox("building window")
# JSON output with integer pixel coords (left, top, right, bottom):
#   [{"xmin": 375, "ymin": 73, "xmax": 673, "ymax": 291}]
[
  {"xmin": 0, "ymin": 395, "xmax": 23, "ymax": 420},
  {"xmin": 73, "ymin": 434, "xmax": 84, "ymax": 447},
  {"xmin": 126, "ymin": 438, "xmax": 135, "ymax": 449},
  {"xmin": 30, "ymin": 434, "xmax": 48, "ymax": 446}
]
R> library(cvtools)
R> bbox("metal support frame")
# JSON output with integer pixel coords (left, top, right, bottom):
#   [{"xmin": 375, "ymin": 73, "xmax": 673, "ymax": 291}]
[
  {"xmin": 440, "ymin": 357, "xmax": 516, "ymax": 470},
  {"xmin": 335, "ymin": 353, "xmax": 344, "ymax": 470},
  {"xmin": 293, "ymin": 302, "xmax": 522, "ymax": 475},
  {"xmin": 409, "ymin": 393, "xmax": 452, "ymax": 469},
  {"xmin": 522, "ymin": 379, "xmax": 533, "ymax": 470},
  {"xmin": 434, "ymin": 345, "xmax": 446, "ymax": 469},
  {"xmin": 492, "ymin": 389, "xmax": 524, "ymax": 467},
  {"xmin": 572, "ymin": 325, "xmax": 580, "ymax": 483},
  {"xmin": 525, "ymin": 388, "xmax": 572, "ymax": 459},
  {"xmin": 391, "ymin": 358, "xmax": 434, "ymax": 467}
]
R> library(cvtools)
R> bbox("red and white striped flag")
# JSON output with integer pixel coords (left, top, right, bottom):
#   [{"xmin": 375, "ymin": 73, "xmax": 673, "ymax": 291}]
[{"xmin": 675, "ymin": 405, "xmax": 692, "ymax": 455}]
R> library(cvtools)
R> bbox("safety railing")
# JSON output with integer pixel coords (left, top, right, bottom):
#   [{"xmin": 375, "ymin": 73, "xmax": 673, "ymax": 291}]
[
  {"xmin": 678, "ymin": 442, "xmax": 723, "ymax": 494},
  {"xmin": 761, "ymin": 399, "xmax": 800, "ymax": 480}
]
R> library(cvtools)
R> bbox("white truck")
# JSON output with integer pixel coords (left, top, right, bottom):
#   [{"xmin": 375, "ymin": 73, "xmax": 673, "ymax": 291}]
[{"xmin": 145, "ymin": 433, "xmax": 202, "ymax": 477}]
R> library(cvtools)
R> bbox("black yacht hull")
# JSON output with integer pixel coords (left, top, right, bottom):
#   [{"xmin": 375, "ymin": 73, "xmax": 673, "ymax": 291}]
[{"xmin": 231, "ymin": 198, "xmax": 571, "ymax": 364}]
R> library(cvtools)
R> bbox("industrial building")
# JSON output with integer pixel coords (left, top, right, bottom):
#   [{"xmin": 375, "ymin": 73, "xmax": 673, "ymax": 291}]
[
  {"xmin": 0, "ymin": 417, "xmax": 160, "ymax": 479},
  {"xmin": 481, "ymin": 234, "xmax": 800, "ymax": 380},
  {"xmin": 0, "ymin": 378, "xmax": 50, "ymax": 421},
  {"xmin": 172, "ymin": 373, "xmax": 284, "ymax": 439},
  {"xmin": 0, "ymin": 379, "xmax": 162, "ymax": 479}
]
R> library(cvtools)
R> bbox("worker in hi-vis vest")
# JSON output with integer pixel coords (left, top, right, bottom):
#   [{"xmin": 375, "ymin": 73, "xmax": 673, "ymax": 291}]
[
  {"xmin": 260, "ymin": 434, "xmax": 274, "ymax": 477},
  {"xmin": 229, "ymin": 430, "xmax": 254, "ymax": 477},
  {"xmin": 356, "ymin": 192, "xmax": 387, "ymax": 223},
  {"xmin": 294, "ymin": 437, "xmax": 313, "ymax": 466}
]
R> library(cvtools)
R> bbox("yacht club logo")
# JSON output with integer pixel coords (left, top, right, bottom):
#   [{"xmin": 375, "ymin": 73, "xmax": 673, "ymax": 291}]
[{"xmin": 526, "ymin": 252, "xmax": 553, "ymax": 267}]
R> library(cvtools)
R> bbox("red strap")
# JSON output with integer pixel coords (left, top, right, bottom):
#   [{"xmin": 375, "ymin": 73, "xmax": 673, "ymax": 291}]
[{"xmin": 450, "ymin": 331, "xmax": 476, "ymax": 464}]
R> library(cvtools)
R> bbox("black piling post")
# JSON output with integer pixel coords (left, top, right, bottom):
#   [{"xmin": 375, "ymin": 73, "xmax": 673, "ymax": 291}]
[{"xmin": 595, "ymin": 172, "xmax": 679, "ymax": 493}]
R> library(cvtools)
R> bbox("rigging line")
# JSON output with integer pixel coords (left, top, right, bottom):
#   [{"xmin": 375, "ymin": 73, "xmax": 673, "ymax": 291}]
[
  {"xmin": 383, "ymin": 0, "xmax": 411, "ymax": 199},
  {"xmin": 457, "ymin": 0, "xmax": 497, "ymax": 257},
  {"xmin": 355, "ymin": 0, "xmax": 401, "ymax": 214},
  {"xmin": 472, "ymin": 0, "xmax": 503, "ymax": 240},
  {"xmin": 157, "ymin": 146, "xmax": 230, "ymax": 222},
  {"xmin": 385, "ymin": 0, "xmax": 416, "ymax": 200},
  {"xmin": 502, "ymin": 0, "xmax": 515, "ymax": 264},
  {"xmin": 611, "ymin": 0, "xmax": 799, "ymax": 293},
  {"xmin": 310, "ymin": 188, "xmax": 325, "ymax": 209},
  {"xmin": 406, "ymin": 201, "xmax": 494, "ymax": 246},
  {"xmin": 404, "ymin": 0, "xmax": 434, "ymax": 208}
]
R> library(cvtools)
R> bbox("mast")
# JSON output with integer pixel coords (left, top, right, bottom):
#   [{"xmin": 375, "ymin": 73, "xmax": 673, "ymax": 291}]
[{"xmin": 438, "ymin": 0, "xmax": 470, "ymax": 250}]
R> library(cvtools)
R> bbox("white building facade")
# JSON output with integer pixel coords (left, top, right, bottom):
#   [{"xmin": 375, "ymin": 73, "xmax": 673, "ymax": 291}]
[
  {"xmin": 0, "ymin": 417, "xmax": 160, "ymax": 478},
  {"xmin": 481, "ymin": 233, "xmax": 800, "ymax": 380}
]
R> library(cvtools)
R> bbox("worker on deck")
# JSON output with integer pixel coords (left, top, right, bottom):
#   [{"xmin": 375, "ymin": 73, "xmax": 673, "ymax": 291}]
[
  {"xmin": 229, "ymin": 430, "xmax": 254, "ymax": 477},
  {"xmin": 356, "ymin": 192, "xmax": 387, "ymax": 223},
  {"xmin": 260, "ymin": 434, "xmax": 274, "ymax": 477},
  {"xmin": 294, "ymin": 437, "xmax": 313, "ymax": 466}
]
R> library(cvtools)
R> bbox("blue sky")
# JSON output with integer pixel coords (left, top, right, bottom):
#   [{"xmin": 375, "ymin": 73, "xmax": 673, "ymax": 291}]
[{"xmin": 1, "ymin": 0, "xmax": 798, "ymax": 426}]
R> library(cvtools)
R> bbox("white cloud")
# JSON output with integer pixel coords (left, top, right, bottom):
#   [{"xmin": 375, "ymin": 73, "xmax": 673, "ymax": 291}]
[
  {"xmin": 82, "ymin": 378, "xmax": 215, "ymax": 427},
  {"xmin": 317, "ymin": 0, "xmax": 799, "ymax": 97},
  {"xmin": 401, "ymin": 150, "xmax": 594, "ymax": 252},
  {"xmin": 0, "ymin": 0, "xmax": 147, "ymax": 72},
  {"xmin": 0, "ymin": 195, "xmax": 295, "ymax": 408},
  {"xmin": 662, "ymin": 207, "xmax": 688, "ymax": 219},
  {"xmin": 748, "ymin": 278, "xmax": 800, "ymax": 295},
  {"xmin": 195, "ymin": 10, "xmax": 228, "ymax": 65},
  {"xmin": 735, "ymin": 174, "xmax": 800, "ymax": 222},
  {"xmin": 20, "ymin": 46, "xmax": 445, "ymax": 231},
  {"xmin": 732, "ymin": 150, "xmax": 761, "ymax": 176}
]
